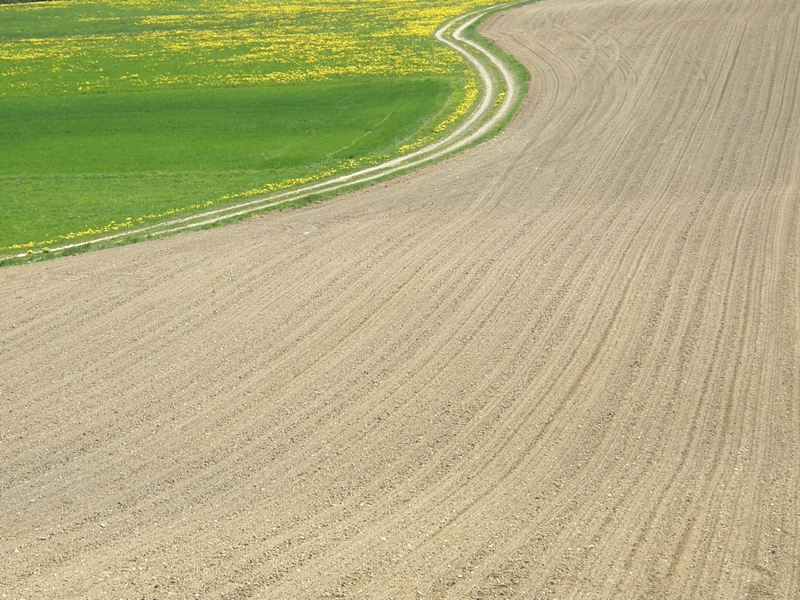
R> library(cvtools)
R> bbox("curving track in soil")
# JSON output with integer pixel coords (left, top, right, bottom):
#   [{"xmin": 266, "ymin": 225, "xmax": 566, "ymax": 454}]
[{"xmin": 1, "ymin": 0, "xmax": 798, "ymax": 597}]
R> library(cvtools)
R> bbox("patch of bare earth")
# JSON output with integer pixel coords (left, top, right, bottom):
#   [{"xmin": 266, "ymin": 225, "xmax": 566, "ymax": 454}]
[{"xmin": 1, "ymin": 0, "xmax": 798, "ymax": 597}]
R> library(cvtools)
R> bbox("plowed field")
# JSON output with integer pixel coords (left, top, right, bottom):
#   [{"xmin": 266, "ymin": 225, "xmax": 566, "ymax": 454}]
[{"xmin": 1, "ymin": 0, "xmax": 798, "ymax": 597}]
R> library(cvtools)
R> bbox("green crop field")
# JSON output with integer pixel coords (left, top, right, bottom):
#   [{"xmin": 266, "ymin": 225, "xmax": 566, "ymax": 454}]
[{"xmin": 0, "ymin": 0, "xmax": 499, "ymax": 255}]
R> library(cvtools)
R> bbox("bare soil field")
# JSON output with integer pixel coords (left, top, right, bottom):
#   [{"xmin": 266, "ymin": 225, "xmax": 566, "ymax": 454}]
[{"xmin": 1, "ymin": 0, "xmax": 798, "ymax": 597}]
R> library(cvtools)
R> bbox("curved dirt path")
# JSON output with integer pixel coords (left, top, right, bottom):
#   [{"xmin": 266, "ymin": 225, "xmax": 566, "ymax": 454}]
[{"xmin": 1, "ymin": 0, "xmax": 798, "ymax": 597}]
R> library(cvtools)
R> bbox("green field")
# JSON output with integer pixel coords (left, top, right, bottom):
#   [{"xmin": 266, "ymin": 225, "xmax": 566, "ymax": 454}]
[
  {"xmin": 0, "ymin": 0, "xmax": 496, "ymax": 253},
  {"xmin": 1, "ymin": 78, "xmax": 451, "ymax": 248}
]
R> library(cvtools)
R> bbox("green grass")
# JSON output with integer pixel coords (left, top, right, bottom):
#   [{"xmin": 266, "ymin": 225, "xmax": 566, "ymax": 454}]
[
  {"xmin": 0, "ymin": 0, "xmax": 502, "ymax": 254},
  {"xmin": 0, "ymin": 77, "xmax": 452, "ymax": 248}
]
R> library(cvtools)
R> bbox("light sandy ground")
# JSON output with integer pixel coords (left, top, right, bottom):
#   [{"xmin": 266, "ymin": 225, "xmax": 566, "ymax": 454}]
[{"xmin": 1, "ymin": 0, "xmax": 798, "ymax": 597}]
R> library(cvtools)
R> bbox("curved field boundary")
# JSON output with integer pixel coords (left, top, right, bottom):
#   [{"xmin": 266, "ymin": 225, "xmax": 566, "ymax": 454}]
[{"xmin": 3, "ymin": 2, "xmax": 526, "ymax": 262}]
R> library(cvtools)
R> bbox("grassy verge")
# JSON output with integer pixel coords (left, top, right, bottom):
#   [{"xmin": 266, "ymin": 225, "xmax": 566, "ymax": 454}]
[{"xmin": 461, "ymin": 6, "xmax": 531, "ymax": 138}]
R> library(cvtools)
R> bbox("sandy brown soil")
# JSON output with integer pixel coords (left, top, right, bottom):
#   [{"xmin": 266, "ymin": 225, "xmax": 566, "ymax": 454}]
[{"xmin": 2, "ymin": 0, "xmax": 799, "ymax": 597}]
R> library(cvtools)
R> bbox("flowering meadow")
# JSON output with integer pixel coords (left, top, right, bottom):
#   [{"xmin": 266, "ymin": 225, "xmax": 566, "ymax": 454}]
[
  {"xmin": 1, "ymin": 0, "xmax": 493, "ymax": 95},
  {"xmin": 0, "ymin": 0, "xmax": 499, "ymax": 253}
]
